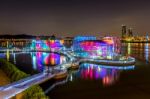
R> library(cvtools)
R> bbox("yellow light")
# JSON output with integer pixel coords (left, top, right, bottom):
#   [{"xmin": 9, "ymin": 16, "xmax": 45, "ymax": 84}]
[{"xmin": 6, "ymin": 50, "xmax": 10, "ymax": 61}]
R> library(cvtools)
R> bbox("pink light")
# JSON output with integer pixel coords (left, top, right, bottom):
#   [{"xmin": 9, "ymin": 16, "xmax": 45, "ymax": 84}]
[{"xmin": 50, "ymin": 53, "xmax": 55, "ymax": 65}]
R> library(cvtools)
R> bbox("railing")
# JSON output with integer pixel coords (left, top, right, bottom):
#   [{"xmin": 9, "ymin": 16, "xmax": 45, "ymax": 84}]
[{"xmin": 0, "ymin": 48, "xmax": 136, "ymax": 99}]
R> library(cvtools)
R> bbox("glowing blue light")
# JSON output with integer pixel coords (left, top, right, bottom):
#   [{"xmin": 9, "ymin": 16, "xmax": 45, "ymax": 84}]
[
  {"xmin": 83, "ymin": 63, "xmax": 135, "ymax": 70},
  {"xmin": 32, "ymin": 54, "xmax": 37, "ymax": 70},
  {"xmin": 145, "ymin": 43, "xmax": 149, "ymax": 63}
]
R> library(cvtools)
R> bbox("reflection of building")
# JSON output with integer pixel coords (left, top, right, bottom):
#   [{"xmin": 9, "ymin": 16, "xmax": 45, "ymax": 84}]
[
  {"xmin": 31, "ymin": 52, "xmax": 67, "ymax": 72},
  {"xmin": 70, "ymin": 63, "xmax": 134, "ymax": 86},
  {"xmin": 75, "ymin": 63, "xmax": 120, "ymax": 86},
  {"xmin": 144, "ymin": 43, "xmax": 149, "ymax": 63}
]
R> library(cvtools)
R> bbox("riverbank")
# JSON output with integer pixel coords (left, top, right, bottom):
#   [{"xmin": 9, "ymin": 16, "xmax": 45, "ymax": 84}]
[
  {"xmin": 0, "ymin": 69, "xmax": 10, "ymax": 86},
  {"xmin": 0, "ymin": 59, "xmax": 49, "ymax": 99}
]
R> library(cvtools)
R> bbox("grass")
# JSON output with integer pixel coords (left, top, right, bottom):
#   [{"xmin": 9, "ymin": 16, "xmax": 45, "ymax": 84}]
[
  {"xmin": 0, "ymin": 69, "xmax": 10, "ymax": 86},
  {"xmin": 0, "ymin": 58, "xmax": 49, "ymax": 99}
]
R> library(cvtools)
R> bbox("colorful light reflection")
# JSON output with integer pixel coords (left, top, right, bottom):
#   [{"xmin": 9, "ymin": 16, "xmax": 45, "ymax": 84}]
[
  {"xmin": 75, "ymin": 63, "xmax": 134, "ymax": 86},
  {"xmin": 31, "ymin": 52, "xmax": 67, "ymax": 72},
  {"xmin": 127, "ymin": 43, "xmax": 131, "ymax": 55},
  {"xmin": 145, "ymin": 43, "xmax": 149, "ymax": 63}
]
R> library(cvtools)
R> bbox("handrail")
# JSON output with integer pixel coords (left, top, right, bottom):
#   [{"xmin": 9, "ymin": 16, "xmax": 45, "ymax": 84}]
[{"xmin": 0, "ymin": 49, "xmax": 136, "ymax": 99}]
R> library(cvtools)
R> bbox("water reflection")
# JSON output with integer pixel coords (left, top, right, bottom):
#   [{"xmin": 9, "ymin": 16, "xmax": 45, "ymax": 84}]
[
  {"xmin": 70, "ymin": 63, "xmax": 135, "ymax": 86},
  {"xmin": 145, "ymin": 43, "xmax": 149, "ymax": 63},
  {"xmin": 13, "ymin": 52, "xmax": 16, "ymax": 64},
  {"xmin": 31, "ymin": 53, "xmax": 37, "ymax": 70},
  {"xmin": 6, "ymin": 49, "xmax": 10, "ymax": 61},
  {"xmin": 122, "ymin": 43, "xmax": 150, "ymax": 63},
  {"xmin": 127, "ymin": 43, "xmax": 131, "ymax": 55},
  {"xmin": 0, "ymin": 51, "xmax": 67, "ymax": 73},
  {"xmin": 31, "ymin": 52, "xmax": 67, "ymax": 72}
]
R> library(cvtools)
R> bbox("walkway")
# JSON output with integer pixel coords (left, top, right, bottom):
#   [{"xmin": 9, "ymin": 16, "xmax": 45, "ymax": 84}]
[
  {"xmin": 0, "ymin": 50, "xmax": 136, "ymax": 99},
  {"xmin": 0, "ymin": 67, "xmax": 67, "ymax": 99}
]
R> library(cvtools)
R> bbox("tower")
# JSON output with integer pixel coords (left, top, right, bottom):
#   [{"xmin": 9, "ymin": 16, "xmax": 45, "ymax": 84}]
[
  {"xmin": 128, "ymin": 28, "xmax": 133, "ymax": 37},
  {"xmin": 122, "ymin": 25, "xmax": 126, "ymax": 38}
]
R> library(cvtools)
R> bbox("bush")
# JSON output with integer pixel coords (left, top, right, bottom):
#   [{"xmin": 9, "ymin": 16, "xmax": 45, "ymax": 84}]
[
  {"xmin": 0, "ymin": 59, "xmax": 28, "ymax": 81},
  {"xmin": 23, "ymin": 85, "xmax": 49, "ymax": 99},
  {"xmin": 0, "ymin": 58, "xmax": 49, "ymax": 99}
]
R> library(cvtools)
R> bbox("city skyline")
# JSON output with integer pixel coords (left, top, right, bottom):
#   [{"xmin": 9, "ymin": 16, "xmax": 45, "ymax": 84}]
[{"xmin": 0, "ymin": 0, "xmax": 150, "ymax": 37}]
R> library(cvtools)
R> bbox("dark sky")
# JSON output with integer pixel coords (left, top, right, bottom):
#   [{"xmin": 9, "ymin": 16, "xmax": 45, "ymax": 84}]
[{"xmin": 0, "ymin": 0, "xmax": 150, "ymax": 37}]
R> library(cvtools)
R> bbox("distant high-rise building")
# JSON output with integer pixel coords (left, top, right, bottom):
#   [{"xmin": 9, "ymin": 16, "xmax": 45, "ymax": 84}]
[
  {"xmin": 146, "ymin": 33, "xmax": 149, "ymax": 41},
  {"xmin": 128, "ymin": 28, "xmax": 133, "ymax": 37},
  {"xmin": 122, "ymin": 25, "xmax": 126, "ymax": 38}
]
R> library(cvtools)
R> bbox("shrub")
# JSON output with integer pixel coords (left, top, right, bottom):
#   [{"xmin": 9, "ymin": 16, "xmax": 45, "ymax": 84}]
[{"xmin": 0, "ymin": 58, "xmax": 49, "ymax": 99}]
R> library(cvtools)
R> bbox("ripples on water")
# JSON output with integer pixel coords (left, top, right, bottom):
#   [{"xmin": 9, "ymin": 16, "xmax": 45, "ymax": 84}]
[
  {"xmin": 48, "ymin": 43, "xmax": 150, "ymax": 99},
  {"xmin": 0, "ymin": 43, "xmax": 150, "ymax": 99},
  {"xmin": 0, "ymin": 52, "xmax": 67, "ymax": 74}
]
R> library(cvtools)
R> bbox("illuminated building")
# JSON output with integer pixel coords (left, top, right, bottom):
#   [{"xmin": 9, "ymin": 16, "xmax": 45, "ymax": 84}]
[
  {"xmin": 78, "ymin": 40, "xmax": 114, "ymax": 59},
  {"xmin": 0, "ymin": 39, "xmax": 31, "ymax": 48},
  {"xmin": 73, "ymin": 36, "xmax": 118, "ymax": 59},
  {"xmin": 73, "ymin": 36, "xmax": 96, "ymax": 51},
  {"xmin": 103, "ymin": 37, "xmax": 121, "ymax": 54},
  {"xmin": 122, "ymin": 25, "xmax": 127, "ymax": 38},
  {"xmin": 128, "ymin": 28, "xmax": 133, "ymax": 37},
  {"xmin": 31, "ymin": 39, "xmax": 64, "ymax": 51}
]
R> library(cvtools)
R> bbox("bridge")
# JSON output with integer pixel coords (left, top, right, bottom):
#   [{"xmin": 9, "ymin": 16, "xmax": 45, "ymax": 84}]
[
  {"xmin": 0, "ymin": 50, "xmax": 75, "ymax": 99},
  {"xmin": 0, "ymin": 62, "xmax": 70, "ymax": 99},
  {"xmin": 0, "ymin": 49, "xmax": 136, "ymax": 99}
]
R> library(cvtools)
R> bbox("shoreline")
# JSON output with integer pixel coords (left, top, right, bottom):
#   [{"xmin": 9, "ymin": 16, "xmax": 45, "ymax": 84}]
[{"xmin": 0, "ymin": 59, "xmax": 49, "ymax": 99}]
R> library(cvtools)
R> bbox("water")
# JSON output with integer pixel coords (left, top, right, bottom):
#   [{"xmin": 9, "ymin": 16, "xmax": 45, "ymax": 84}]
[
  {"xmin": 47, "ymin": 43, "xmax": 150, "ymax": 99},
  {"xmin": 0, "ymin": 51, "xmax": 68, "ymax": 74},
  {"xmin": 0, "ymin": 43, "xmax": 150, "ymax": 99}
]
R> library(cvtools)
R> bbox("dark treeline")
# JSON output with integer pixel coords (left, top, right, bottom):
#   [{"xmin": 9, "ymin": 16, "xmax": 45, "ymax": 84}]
[
  {"xmin": 0, "ymin": 34, "xmax": 36, "ymax": 39},
  {"xmin": 0, "ymin": 34, "xmax": 55, "ymax": 39}
]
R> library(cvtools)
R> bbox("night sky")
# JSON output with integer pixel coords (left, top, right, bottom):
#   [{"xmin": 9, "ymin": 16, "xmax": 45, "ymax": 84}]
[{"xmin": 0, "ymin": 0, "xmax": 150, "ymax": 37}]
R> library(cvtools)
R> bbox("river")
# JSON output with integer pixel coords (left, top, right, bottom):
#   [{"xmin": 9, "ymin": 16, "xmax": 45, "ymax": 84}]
[{"xmin": 0, "ymin": 43, "xmax": 150, "ymax": 99}]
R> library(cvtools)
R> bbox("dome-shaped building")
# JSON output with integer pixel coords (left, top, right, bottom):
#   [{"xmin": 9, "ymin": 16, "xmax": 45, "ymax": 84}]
[{"xmin": 74, "ymin": 40, "xmax": 115, "ymax": 59}]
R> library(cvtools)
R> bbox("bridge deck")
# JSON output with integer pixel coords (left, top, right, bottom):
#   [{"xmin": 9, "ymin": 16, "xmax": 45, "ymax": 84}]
[
  {"xmin": 0, "ymin": 50, "xmax": 136, "ymax": 99},
  {"xmin": 0, "ymin": 68, "xmax": 67, "ymax": 99}
]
